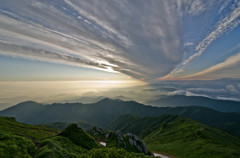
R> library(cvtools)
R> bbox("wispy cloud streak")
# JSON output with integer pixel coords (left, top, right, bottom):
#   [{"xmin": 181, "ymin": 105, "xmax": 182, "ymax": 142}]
[
  {"xmin": 162, "ymin": 1, "xmax": 240, "ymax": 79},
  {"xmin": 183, "ymin": 53, "xmax": 240, "ymax": 79},
  {"xmin": 184, "ymin": 1, "xmax": 240, "ymax": 66}
]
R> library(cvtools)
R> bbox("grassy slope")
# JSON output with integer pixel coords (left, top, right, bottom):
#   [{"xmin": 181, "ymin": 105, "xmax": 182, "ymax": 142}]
[
  {"xmin": 107, "ymin": 115, "xmax": 171, "ymax": 138},
  {"xmin": 0, "ymin": 116, "xmax": 151, "ymax": 158},
  {"xmin": 0, "ymin": 132, "xmax": 37, "ymax": 158},
  {"xmin": 108, "ymin": 115, "xmax": 240, "ymax": 158},
  {"xmin": 0, "ymin": 116, "xmax": 60, "ymax": 158},
  {"xmin": 59, "ymin": 124, "xmax": 99, "ymax": 150},
  {"xmin": 0, "ymin": 117, "xmax": 60, "ymax": 141}
]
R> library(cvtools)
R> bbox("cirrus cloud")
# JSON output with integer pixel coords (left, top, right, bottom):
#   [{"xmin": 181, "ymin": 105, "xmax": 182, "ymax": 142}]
[
  {"xmin": 0, "ymin": 0, "xmax": 239, "ymax": 82},
  {"xmin": 0, "ymin": 0, "xmax": 184, "ymax": 81}
]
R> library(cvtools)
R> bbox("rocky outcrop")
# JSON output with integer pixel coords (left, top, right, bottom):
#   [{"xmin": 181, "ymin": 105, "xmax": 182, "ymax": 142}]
[
  {"xmin": 86, "ymin": 127, "xmax": 109, "ymax": 141},
  {"xmin": 106, "ymin": 130, "xmax": 152, "ymax": 155},
  {"xmin": 127, "ymin": 133, "xmax": 151, "ymax": 155},
  {"xmin": 87, "ymin": 127, "xmax": 152, "ymax": 155}
]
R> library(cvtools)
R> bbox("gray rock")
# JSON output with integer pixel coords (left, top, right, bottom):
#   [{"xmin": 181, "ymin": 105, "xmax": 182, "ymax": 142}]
[{"xmin": 107, "ymin": 131, "xmax": 153, "ymax": 155}]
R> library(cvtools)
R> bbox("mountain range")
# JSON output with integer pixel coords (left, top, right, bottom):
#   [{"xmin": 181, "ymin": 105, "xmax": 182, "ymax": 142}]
[
  {"xmin": 148, "ymin": 95, "xmax": 240, "ymax": 113},
  {"xmin": 1, "ymin": 98, "xmax": 240, "ymax": 136}
]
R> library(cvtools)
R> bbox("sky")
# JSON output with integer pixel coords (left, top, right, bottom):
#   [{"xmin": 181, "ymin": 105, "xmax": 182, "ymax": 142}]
[{"xmin": 0, "ymin": 0, "xmax": 240, "ymax": 109}]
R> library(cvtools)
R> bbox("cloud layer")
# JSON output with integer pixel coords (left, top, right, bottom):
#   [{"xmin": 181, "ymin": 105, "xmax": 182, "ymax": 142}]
[
  {"xmin": 0, "ymin": 0, "xmax": 239, "ymax": 81},
  {"xmin": 0, "ymin": 0, "xmax": 183, "ymax": 80}
]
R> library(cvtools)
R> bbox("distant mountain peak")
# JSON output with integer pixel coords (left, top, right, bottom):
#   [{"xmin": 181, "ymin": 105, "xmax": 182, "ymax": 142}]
[
  {"xmin": 18, "ymin": 101, "xmax": 39, "ymax": 105},
  {"xmin": 98, "ymin": 98, "xmax": 122, "ymax": 103}
]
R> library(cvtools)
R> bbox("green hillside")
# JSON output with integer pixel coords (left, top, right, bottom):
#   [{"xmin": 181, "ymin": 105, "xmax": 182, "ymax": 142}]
[
  {"xmin": 60, "ymin": 124, "xmax": 99, "ymax": 150},
  {"xmin": 0, "ymin": 116, "xmax": 151, "ymax": 158},
  {"xmin": 0, "ymin": 132, "xmax": 37, "ymax": 158},
  {"xmin": 108, "ymin": 115, "xmax": 240, "ymax": 158},
  {"xmin": 0, "ymin": 116, "xmax": 60, "ymax": 141},
  {"xmin": 0, "ymin": 116, "xmax": 60, "ymax": 158}
]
